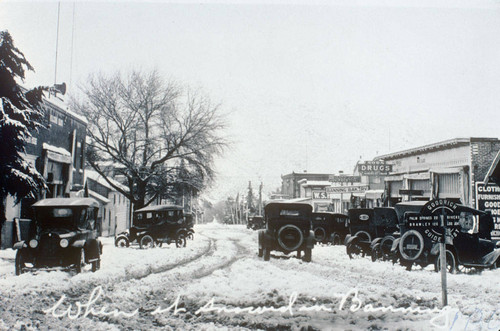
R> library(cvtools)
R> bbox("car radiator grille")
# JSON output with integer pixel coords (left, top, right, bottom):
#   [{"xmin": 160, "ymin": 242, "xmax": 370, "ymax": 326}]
[{"xmin": 37, "ymin": 236, "xmax": 62, "ymax": 266}]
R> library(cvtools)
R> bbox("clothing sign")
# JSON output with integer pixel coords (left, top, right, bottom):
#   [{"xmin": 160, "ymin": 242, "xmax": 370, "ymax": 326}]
[{"xmin": 475, "ymin": 182, "xmax": 500, "ymax": 239}]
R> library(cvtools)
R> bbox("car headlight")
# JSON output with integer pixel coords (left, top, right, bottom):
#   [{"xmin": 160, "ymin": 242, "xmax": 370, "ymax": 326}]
[
  {"xmin": 29, "ymin": 239, "xmax": 38, "ymax": 248},
  {"xmin": 60, "ymin": 239, "xmax": 69, "ymax": 248}
]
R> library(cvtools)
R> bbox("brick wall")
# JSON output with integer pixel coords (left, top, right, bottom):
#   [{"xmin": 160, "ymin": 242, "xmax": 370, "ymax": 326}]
[{"xmin": 471, "ymin": 139, "xmax": 500, "ymax": 184}]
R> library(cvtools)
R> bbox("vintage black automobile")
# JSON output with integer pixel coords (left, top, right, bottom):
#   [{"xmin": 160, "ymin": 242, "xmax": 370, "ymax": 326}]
[
  {"xmin": 345, "ymin": 207, "xmax": 398, "ymax": 259},
  {"xmin": 114, "ymin": 204, "xmax": 188, "ymax": 249},
  {"xmin": 367, "ymin": 207, "xmax": 399, "ymax": 261},
  {"xmin": 13, "ymin": 198, "xmax": 102, "ymax": 275},
  {"xmin": 311, "ymin": 212, "xmax": 349, "ymax": 245},
  {"xmin": 247, "ymin": 216, "xmax": 265, "ymax": 230},
  {"xmin": 258, "ymin": 202, "xmax": 315, "ymax": 262},
  {"xmin": 393, "ymin": 201, "xmax": 500, "ymax": 272}
]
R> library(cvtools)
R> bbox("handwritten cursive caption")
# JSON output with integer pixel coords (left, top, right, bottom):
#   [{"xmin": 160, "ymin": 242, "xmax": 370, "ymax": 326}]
[{"xmin": 44, "ymin": 286, "xmax": 498, "ymax": 330}]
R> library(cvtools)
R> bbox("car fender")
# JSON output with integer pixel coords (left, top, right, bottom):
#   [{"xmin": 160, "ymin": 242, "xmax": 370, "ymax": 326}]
[
  {"xmin": 430, "ymin": 243, "xmax": 440, "ymax": 256},
  {"xmin": 485, "ymin": 249, "xmax": 500, "ymax": 267},
  {"xmin": 13, "ymin": 241, "xmax": 26, "ymax": 250},
  {"xmin": 262, "ymin": 230, "xmax": 273, "ymax": 247},
  {"xmin": 391, "ymin": 238, "xmax": 401, "ymax": 253},
  {"xmin": 345, "ymin": 235, "xmax": 359, "ymax": 246},
  {"xmin": 85, "ymin": 239, "xmax": 101, "ymax": 260},
  {"xmin": 71, "ymin": 239, "xmax": 86, "ymax": 248},
  {"xmin": 344, "ymin": 234, "xmax": 352, "ymax": 246},
  {"xmin": 116, "ymin": 231, "xmax": 129, "ymax": 239},
  {"xmin": 371, "ymin": 237, "xmax": 383, "ymax": 249}
]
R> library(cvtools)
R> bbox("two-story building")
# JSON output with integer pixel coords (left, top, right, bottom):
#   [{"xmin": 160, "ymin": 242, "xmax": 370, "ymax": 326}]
[
  {"xmin": 281, "ymin": 172, "xmax": 331, "ymax": 199},
  {"xmin": 2, "ymin": 92, "xmax": 87, "ymax": 248}
]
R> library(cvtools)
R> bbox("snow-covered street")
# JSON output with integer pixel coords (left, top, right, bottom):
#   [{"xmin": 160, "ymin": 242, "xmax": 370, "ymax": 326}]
[{"xmin": 0, "ymin": 224, "xmax": 499, "ymax": 331}]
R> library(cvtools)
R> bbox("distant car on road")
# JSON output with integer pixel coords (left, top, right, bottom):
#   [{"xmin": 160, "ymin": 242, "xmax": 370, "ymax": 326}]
[
  {"xmin": 13, "ymin": 198, "xmax": 102, "ymax": 275},
  {"xmin": 114, "ymin": 204, "xmax": 189, "ymax": 249},
  {"xmin": 247, "ymin": 215, "xmax": 265, "ymax": 230},
  {"xmin": 258, "ymin": 202, "xmax": 315, "ymax": 262}
]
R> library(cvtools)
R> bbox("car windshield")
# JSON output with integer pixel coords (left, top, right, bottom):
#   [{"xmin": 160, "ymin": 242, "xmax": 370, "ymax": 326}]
[{"xmin": 36, "ymin": 207, "xmax": 78, "ymax": 229}]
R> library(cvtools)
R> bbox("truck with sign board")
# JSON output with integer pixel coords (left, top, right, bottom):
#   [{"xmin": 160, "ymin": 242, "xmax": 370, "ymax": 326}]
[{"xmin": 393, "ymin": 199, "xmax": 500, "ymax": 272}]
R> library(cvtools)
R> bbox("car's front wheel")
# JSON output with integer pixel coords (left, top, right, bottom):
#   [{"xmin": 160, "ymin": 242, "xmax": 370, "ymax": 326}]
[
  {"xmin": 115, "ymin": 236, "xmax": 130, "ymax": 248},
  {"xmin": 140, "ymin": 235, "xmax": 155, "ymax": 249},
  {"xmin": 175, "ymin": 236, "xmax": 186, "ymax": 248}
]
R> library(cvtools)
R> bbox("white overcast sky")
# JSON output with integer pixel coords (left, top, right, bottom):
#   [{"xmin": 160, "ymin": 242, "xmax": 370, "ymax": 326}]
[{"xmin": 2, "ymin": 0, "xmax": 500, "ymax": 201}]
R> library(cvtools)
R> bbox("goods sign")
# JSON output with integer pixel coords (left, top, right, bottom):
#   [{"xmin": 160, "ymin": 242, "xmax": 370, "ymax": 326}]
[
  {"xmin": 359, "ymin": 161, "xmax": 392, "ymax": 176},
  {"xmin": 475, "ymin": 182, "xmax": 500, "ymax": 239}
]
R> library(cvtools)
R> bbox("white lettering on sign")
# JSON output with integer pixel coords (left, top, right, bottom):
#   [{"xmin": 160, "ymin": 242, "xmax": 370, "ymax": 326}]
[{"xmin": 476, "ymin": 182, "xmax": 500, "ymax": 240}]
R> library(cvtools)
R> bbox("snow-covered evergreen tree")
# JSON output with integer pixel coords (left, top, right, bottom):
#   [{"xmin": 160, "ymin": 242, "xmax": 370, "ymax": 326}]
[{"xmin": 0, "ymin": 30, "xmax": 47, "ymax": 244}]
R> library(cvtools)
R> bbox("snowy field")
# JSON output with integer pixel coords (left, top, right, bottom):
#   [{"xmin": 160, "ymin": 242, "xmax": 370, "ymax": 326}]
[{"xmin": 0, "ymin": 223, "xmax": 499, "ymax": 330}]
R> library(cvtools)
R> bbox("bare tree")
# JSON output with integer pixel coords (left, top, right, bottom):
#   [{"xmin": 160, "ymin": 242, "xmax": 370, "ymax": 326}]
[{"xmin": 71, "ymin": 69, "xmax": 227, "ymax": 210}]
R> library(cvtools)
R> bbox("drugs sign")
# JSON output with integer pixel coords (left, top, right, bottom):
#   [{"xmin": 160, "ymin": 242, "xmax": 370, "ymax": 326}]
[{"xmin": 359, "ymin": 161, "xmax": 392, "ymax": 176}]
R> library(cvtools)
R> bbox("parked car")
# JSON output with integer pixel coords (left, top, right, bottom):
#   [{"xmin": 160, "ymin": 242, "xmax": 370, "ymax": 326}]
[
  {"xmin": 345, "ymin": 207, "xmax": 398, "ymax": 260},
  {"xmin": 114, "ymin": 205, "xmax": 188, "ymax": 249},
  {"xmin": 247, "ymin": 216, "xmax": 265, "ymax": 230},
  {"xmin": 258, "ymin": 202, "xmax": 315, "ymax": 262},
  {"xmin": 394, "ymin": 201, "xmax": 500, "ymax": 272},
  {"xmin": 311, "ymin": 212, "xmax": 349, "ymax": 245},
  {"xmin": 367, "ymin": 207, "xmax": 399, "ymax": 262},
  {"xmin": 13, "ymin": 198, "xmax": 102, "ymax": 275}
]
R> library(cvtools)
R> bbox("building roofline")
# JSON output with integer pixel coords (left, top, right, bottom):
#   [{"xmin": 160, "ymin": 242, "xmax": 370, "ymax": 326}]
[
  {"xmin": 281, "ymin": 172, "xmax": 333, "ymax": 179},
  {"xmin": 374, "ymin": 137, "xmax": 499, "ymax": 161}
]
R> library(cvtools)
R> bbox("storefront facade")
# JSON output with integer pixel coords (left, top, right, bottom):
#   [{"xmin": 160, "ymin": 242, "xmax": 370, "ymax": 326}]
[{"xmin": 373, "ymin": 138, "xmax": 500, "ymax": 210}]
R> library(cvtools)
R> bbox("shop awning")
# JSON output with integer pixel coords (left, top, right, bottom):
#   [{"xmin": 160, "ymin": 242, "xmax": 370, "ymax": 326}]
[
  {"xmin": 430, "ymin": 167, "xmax": 462, "ymax": 175},
  {"xmin": 365, "ymin": 190, "xmax": 384, "ymax": 200},
  {"xmin": 403, "ymin": 173, "xmax": 430, "ymax": 180},
  {"xmin": 384, "ymin": 175, "xmax": 404, "ymax": 182},
  {"xmin": 43, "ymin": 143, "xmax": 72, "ymax": 164}
]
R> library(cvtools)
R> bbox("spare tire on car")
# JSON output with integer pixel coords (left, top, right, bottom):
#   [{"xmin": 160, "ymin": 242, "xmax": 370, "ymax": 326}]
[
  {"xmin": 277, "ymin": 225, "xmax": 304, "ymax": 251},
  {"xmin": 399, "ymin": 230, "xmax": 424, "ymax": 261},
  {"xmin": 313, "ymin": 227, "xmax": 326, "ymax": 243}
]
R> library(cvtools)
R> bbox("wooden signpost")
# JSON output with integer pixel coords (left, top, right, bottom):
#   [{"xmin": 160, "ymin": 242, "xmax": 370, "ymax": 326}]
[{"xmin": 406, "ymin": 199, "xmax": 462, "ymax": 307}]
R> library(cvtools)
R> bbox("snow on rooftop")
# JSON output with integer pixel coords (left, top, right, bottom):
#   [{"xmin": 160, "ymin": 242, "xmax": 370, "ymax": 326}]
[
  {"xmin": 85, "ymin": 169, "xmax": 129, "ymax": 193},
  {"xmin": 44, "ymin": 94, "xmax": 88, "ymax": 125},
  {"xmin": 42, "ymin": 143, "xmax": 71, "ymax": 156},
  {"xmin": 299, "ymin": 180, "xmax": 332, "ymax": 187}
]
